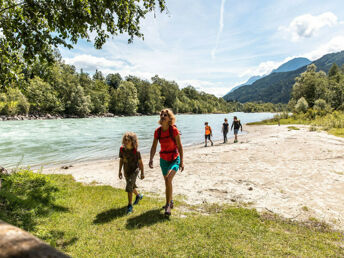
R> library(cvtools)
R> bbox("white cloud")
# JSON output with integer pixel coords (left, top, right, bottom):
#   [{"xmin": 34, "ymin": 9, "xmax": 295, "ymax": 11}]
[
  {"xmin": 240, "ymin": 60, "xmax": 281, "ymax": 77},
  {"xmin": 304, "ymin": 35, "xmax": 344, "ymax": 60},
  {"xmin": 211, "ymin": 0, "xmax": 226, "ymax": 59},
  {"xmin": 279, "ymin": 12, "xmax": 339, "ymax": 41},
  {"xmin": 63, "ymin": 54, "xmax": 131, "ymax": 72},
  {"xmin": 176, "ymin": 79, "xmax": 229, "ymax": 97}
]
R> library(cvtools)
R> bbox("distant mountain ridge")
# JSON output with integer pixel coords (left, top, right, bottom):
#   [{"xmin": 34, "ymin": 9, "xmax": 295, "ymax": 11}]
[
  {"xmin": 223, "ymin": 57, "xmax": 311, "ymax": 99},
  {"xmin": 228, "ymin": 75, "xmax": 262, "ymax": 94},
  {"xmin": 223, "ymin": 51, "xmax": 344, "ymax": 103},
  {"xmin": 271, "ymin": 57, "xmax": 311, "ymax": 73}
]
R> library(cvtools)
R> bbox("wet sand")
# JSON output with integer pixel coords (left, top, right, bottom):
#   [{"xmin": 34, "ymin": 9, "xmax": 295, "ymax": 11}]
[{"xmin": 42, "ymin": 125, "xmax": 344, "ymax": 230}]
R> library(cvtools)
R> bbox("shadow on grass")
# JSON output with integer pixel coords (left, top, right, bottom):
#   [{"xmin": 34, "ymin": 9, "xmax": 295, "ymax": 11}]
[
  {"xmin": 40, "ymin": 230, "xmax": 78, "ymax": 250},
  {"xmin": 126, "ymin": 209, "xmax": 168, "ymax": 230},
  {"xmin": 0, "ymin": 170, "xmax": 69, "ymax": 232},
  {"xmin": 93, "ymin": 206, "xmax": 128, "ymax": 224}
]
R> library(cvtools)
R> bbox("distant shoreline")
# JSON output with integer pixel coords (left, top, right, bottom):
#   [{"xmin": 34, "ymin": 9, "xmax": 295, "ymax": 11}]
[{"xmin": 0, "ymin": 111, "xmax": 260, "ymax": 122}]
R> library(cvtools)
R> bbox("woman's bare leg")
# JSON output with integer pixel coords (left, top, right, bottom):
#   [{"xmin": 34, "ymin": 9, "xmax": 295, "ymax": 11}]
[{"xmin": 164, "ymin": 170, "xmax": 177, "ymax": 213}]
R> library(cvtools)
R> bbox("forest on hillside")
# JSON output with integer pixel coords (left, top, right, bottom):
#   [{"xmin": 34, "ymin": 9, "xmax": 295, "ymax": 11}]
[{"xmin": 0, "ymin": 54, "xmax": 287, "ymax": 118}]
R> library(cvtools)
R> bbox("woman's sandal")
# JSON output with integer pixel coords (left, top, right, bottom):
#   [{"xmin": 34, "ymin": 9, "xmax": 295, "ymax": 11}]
[
  {"xmin": 164, "ymin": 204, "xmax": 171, "ymax": 216},
  {"xmin": 162, "ymin": 200, "xmax": 174, "ymax": 209}
]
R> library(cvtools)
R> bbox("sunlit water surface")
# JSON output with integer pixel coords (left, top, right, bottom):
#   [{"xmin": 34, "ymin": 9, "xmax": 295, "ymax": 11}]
[{"xmin": 0, "ymin": 112, "xmax": 275, "ymax": 168}]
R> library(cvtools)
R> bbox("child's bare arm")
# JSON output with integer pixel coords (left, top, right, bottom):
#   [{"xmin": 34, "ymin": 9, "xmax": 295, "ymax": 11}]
[
  {"xmin": 138, "ymin": 159, "xmax": 144, "ymax": 179},
  {"xmin": 118, "ymin": 158, "xmax": 123, "ymax": 179}
]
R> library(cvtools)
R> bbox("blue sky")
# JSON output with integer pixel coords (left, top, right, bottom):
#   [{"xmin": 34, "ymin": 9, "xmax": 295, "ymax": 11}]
[{"xmin": 60, "ymin": 0, "xmax": 344, "ymax": 96}]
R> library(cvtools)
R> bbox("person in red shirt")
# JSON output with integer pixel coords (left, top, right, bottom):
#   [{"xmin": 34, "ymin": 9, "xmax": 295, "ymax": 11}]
[{"xmin": 149, "ymin": 109, "xmax": 184, "ymax": 216}]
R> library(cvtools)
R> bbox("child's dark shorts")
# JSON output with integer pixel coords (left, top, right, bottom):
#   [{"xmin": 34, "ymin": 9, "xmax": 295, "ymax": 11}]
[
  {"xmin": 124, "ymin": 168, "xmax": 139, "ymax": 192},
  {"xmin": 205, "ymin": 134, "xmax": 211, "ymax": 140}
]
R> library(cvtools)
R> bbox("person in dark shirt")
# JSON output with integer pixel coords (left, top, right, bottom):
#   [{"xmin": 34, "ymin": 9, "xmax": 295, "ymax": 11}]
[
  {"xmin": 231, "ymin": 116, "xmax": 242, "ymax": 143},
  {"xmin": 222, "ymin": 118, "xmax": 229, "ymax": 143},
  {"xmin": 118, "ymin": 132, "xmax": 144, "ymax": 214}
]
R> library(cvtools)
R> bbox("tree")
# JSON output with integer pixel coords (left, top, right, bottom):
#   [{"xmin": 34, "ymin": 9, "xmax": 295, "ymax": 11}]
[
  {"xmin": 292, "ymin": 64, "xmax": 328, "ymax": 107},
  {"xmin": 93, "ymin": 70, "xmax": 105, "ymax": 82},
  {"xmin": 24, "ymin": 77, "xmax": 62, "ymax": 114},
  {"xmin": 0, "ymin": 87, "xmax": 29, "ymax": 115},
  {"xmin": 0, "ymin": 0, "xmax": 166, "ymax": 86},
  {"xmin": 87, "ymin": 79, "xmax": 110, "ymax": 114},
  {"xmin": 106, "ymin": 73, "xmax": 122, "ymax": 90},
  {"xmin": 295, "ymin": 97, "xmax": 308, "ymax": 113},
  {"xmin": 151, "ymin": 75, "xmax": 179, "ymax": 111},
  {"xmin": 112, "ymin": 81, "xmax": 139, "ymax": 115}
]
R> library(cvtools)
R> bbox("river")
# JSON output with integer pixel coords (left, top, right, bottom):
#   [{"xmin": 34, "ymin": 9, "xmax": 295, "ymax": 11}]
[{"xmin": 0, "ymin": 112, "xmax": 275, "ymax": 168}]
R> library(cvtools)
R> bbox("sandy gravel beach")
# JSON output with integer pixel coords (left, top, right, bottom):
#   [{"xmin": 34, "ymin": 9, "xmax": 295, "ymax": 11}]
[{"xmin": 43, "ymin": 125, "xmax": 344, "ymax": 230}]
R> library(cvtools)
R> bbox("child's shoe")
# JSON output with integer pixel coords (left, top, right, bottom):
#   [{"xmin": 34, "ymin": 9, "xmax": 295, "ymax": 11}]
[
  {"xmin": 134, "ymin": 194, "xmax": 143, "ymax": 205},
  {"xmin": 211, "ymin": 142, "xmax": 214, "ymax": 146},
  {"xmin": 127, "ymin": 204, "xmax": 133, "ymax": 214}
]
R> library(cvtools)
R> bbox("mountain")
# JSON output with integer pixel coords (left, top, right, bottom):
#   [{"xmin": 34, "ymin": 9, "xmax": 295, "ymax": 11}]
[
  {"xmin": 272, "ymin": 57, "xmax": 311, "ymax": 73},
  {"xmin": 223, "ymin": 57, "xmax": 311, "ymax": 101},
  {"xmin": 223, "ymin": 51, "xmax": 344, "ymax": 103},
  {"xmin": 228, "ymin": 75, "xmax": 262, "ymax": 94}
]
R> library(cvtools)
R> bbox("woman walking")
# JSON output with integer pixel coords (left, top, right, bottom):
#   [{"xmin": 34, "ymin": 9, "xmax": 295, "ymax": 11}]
[{"xmin": 149, "ymin": 109, "xmax": 184, "ymax": 216}]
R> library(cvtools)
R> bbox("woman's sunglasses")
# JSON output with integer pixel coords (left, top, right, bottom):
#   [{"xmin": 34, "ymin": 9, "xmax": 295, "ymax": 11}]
[{"xmin": 160, "ymin": 113, "xmax": 168, "ymax": 117}]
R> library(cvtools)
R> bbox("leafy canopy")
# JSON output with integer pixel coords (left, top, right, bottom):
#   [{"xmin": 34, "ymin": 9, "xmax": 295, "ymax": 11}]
[{"xmin": 0, "ymin": 0, "xmax": 166, "ymax": 85}]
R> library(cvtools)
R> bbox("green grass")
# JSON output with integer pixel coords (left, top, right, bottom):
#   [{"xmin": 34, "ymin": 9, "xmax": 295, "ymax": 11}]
[
  {"xmin": 248, "ymin": 111, "xmax": 344, "ymax": 137},
  {"xmin": 287, "ymin": 126, "xmax": 300, "ymax": 130},
  {"xmin": 1, "ymin": 171, "xmax": 344, "ymax": 257}
]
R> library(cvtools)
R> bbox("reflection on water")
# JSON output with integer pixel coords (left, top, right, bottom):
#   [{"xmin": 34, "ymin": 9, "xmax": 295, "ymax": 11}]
[{"xmin": 0, "ymin": 112, "xmax": 274, "ymax": 168}]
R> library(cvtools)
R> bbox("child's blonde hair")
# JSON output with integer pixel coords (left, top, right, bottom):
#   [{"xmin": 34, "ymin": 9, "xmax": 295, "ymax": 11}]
[
  {"xmin": 159, "ymin": 108, "xmax": 176, "ymax": 125},
  {"xmin": 122, "ymin": 132, "xmax": 138, "ymax": 149}
]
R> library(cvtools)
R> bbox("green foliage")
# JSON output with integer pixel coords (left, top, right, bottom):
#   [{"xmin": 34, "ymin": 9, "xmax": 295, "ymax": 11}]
[
  {"xmin": 290, "ymin": 63, "xmax": 344, "ymax": 112},
  {"xmin": 251, "ymin": 110, "xmax": 344, "ymax": 137},
  {"xmin": 0, "ymin": 0, "xmax": 166, "ymax": 86},
  {"xmin": 106, "ymin": 73, "xmax": 122, "ymax": 90},
  {"xmin": 111, "ymin": 81, "xmax": 139, "ymax": 115},
  {"xmin": 86, "ymin": 79, "xmax": 110, "ymax": 114},
  {"xmin": 24, "ymin": 77, "xmax": 62, "ymax": 114},
  {"xmin": 295, "ymin": 97, "xmax": 309, "ymax": 113},
  {"xmin": 0, "ymin": 169, "xmax": 60, "ymax": 231},
  {"xmin": 0, "ymin": 87, "xmax": 30, "ymax": 115},
  {"xmin": 1, "ymin": 57, "xmax": 285, "ymax": 117}
]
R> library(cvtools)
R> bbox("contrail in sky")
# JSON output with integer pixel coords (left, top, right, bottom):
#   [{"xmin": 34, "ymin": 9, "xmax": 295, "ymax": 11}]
[{"xmin": 211, "ymin": 0, "xmax": 226, "ymax": 59}]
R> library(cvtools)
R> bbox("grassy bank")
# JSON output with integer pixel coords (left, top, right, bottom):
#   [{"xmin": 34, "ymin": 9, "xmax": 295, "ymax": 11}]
[
  {"xmin": 248, "ymin": 111, "xmax": 344, "ymax": 137},
  {"xmin": 1, "ymin": 170, "xmax": 343, "ymax": 257}
]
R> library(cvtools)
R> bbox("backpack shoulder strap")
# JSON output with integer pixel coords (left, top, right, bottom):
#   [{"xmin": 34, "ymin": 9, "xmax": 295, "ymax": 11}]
[
  {"xmin": 157, "ymin": 127, "xmax": 162, "ymax": 142},
  {"xmin": 170, "ymin": 125, "xmax": 177, "ymax": 144}
]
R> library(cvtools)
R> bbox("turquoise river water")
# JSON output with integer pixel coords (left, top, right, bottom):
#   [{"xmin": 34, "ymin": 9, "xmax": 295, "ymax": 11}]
[{"xmin": 0, "ymin": 112, "xmax": 275, "ymax": 168}]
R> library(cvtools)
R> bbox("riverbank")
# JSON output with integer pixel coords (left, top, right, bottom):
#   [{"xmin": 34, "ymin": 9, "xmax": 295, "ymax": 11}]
[
  {"xmin": 42, "ymin": 124, "xmax": 344, "ymax": 230},
  {"xmin": 0, "ymin": 113, "xmax": 120, "ymax": 121}
]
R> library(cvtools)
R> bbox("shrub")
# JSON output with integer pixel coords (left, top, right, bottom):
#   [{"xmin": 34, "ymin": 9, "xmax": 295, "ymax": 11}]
[
  {"xmin": 295, "ymin": 97, "xmax": 309, "ymax": 113},
  {"xmin": 0, "ymin": 88, "xmax": 30, "ymax": 115}
]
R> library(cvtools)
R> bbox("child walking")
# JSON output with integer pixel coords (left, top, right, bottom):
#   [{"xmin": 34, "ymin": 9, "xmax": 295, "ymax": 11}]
[
  {"xmin": 118, "ymin": 132, "xmax": 144, "ymax": 214},
  {"xmin": 204, "ymin": 122, "xmax": 213, "ymax": 147}
]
